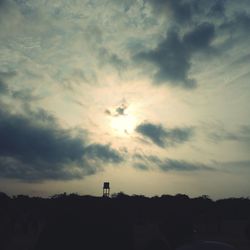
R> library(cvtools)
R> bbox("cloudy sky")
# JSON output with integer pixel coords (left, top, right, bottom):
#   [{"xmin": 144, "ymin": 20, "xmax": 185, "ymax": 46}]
[{"xmin": 0, "ymin": 0, "xmax": 250, "ymax": 198}]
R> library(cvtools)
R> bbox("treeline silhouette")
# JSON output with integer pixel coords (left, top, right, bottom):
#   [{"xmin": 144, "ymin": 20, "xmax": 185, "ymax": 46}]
[{"xmin": 0, "ymin": 191, "xmax": 250, "ymax": 250}]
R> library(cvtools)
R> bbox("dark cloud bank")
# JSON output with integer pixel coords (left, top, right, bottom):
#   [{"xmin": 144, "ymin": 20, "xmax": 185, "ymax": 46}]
[
  {"xmin": 0, "ymin": 106, "xmax": 123, "ymax": 181},
  {"xmin": 146, "ymin": 0, "xmax": 227, "ymax": 22},
  {"xmin": 133, "ymin": 0, "xmax": 221, "ymax": 88},
  {"xmin": 132, "ymin": 0, "xmax": 250, "ymax": 88},
  {"xmin": 135, "ymin": 23, "xmax": 215, "ymax": 88},
  {"xmin": 136, "ymin": 122, "xmax": 193, "ymax": 148}
]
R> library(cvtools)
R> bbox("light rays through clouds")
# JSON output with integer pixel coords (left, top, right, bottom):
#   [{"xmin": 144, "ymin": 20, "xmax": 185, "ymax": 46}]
[{"xmin": 0, "ymin": 0, "xmax": 250, "ymax": 198}]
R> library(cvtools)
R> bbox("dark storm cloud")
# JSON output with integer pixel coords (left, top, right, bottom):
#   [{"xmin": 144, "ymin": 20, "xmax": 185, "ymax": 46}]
[
  {"xmin": 0, "ymin": 106, "xmax": 124, "ymax": 181},
  {"xmin": 133, "ymin": 153, "xmax": 214, "ymax": 172},
  {"xmin": 0, "ymin": 156, "xmax": 82, "ymax": 181},
  {"xmin": 133, "ymin": 0, "xmax": 244, "ymax": 88},
  {"xmin": 145, "ymin": 0, "xmax": 195, "ymax": 23},
  {"xmin": 220, "ymin": 11, "xmax": 250, "ymax": 36},
  {"xmin": 135, "ymin": 23, "xmax": 215, "ymax": 88},
  {"xmin": 183, "ymin": 23, "xmax": 215, "ymax": 52},
  {"xmin": 208, "ymin": 0, "xmax": 226, "ymax": 17},
  {"xmin": 0, "ymin": 0, "xmax": 8, "ymax": 7},
  {"xmin": 0, "ymin": 108, "xmax": 84, "ymax": 165},
  {"xmin": 135, "ymin": 122, "xmax": 193, "ymax": 148},
  {"xmin": 136, "ymin": 30, "xmax": 195, "ymax": 88}
]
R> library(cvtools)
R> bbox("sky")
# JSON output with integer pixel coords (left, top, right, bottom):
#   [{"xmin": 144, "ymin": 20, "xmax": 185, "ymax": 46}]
[{"xmin": 0, "ymin": 0, "xmax": 250, "ymax": 199}]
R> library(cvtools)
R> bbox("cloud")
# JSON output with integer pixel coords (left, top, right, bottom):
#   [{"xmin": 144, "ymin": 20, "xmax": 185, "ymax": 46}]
[
  {"xmin": 105, "ymin": 109, "xmax": 112, "ymax": 115},
  {"xmin": 0, "ymin": 71, "xmax": 39, "ymax": 102},
  {"xmin": 116, "ymin": 103, "xmax": 127, "ymax": 116},
  {"xmin": 105, "ymin": 103, "xmax": 128, "ymax": 117},
  {"xmin": 183, "ymin": 23, "xmax": 215, "ymax": 52},
  {"xmin": 0, "ymin": 71, "xmax": 16, "ymax": 95},
  {"xmin": 136, "ymin": 29, "xmax": 195, "ymax": 88},
  {"xmin": 0, "ymin": 0, "xmax": 8, "ymax": 8},
  {"xmin": 136, "ymin": 123, "xmax": 167, "ymax": 147},
  {"xmin": 208, "ymin": 0, "xmax": 226, "ymax": 17},
  {"xmin": 145, "ymin": 0, "xmax": 195, "ymax": 24},
  {"xmin": 0, "ymin": 106, "xmax": 123, "ymax": 181},
  {"xmin": 133, "ymin": 162, "xmax": 149, "ymax": 171},
  {"xmin": 11, "ymin": 88, "xmax": 40, "ymax": 102},
  {"xmin": 134, "ymin": 0, "xmax": 250, "ymax": 90},
  {"xmin": 135, "ymin": 23, "xmax": 215, "ymax": 88},
  {"xmin": 220, "ymin": 11, "xmax": 250, "ymax": 36},
  {"xmin": 98, "ymin": 48, "xmax": 127, "ymax": 71},
  {"xmin": 0, "ymin": 0, "xmax": 243, "ymax": 92},
  {"xmin": 133, "ymin": 153, "xmax": 214, "ymax": 172},
  {"xmin": 135, "ymin": 122, "xmax": 193, "ymax": 148},
  {"xmin": 146, "ymin": 0, "xmax": 227, "ymax": 23},
  {"xmin": 159, "ymin": 158, "xmax": 214, "ymax": 172},
  {"xmin": 0, "ymin": 79, "xmax": 8, "ymax": 95},
  {"xmin": 1, "ymin": 85, "xmax": 40, "ymax": 102},
  {"xmin": 218, "ymin": 160, "xmax": 250, "ymax": 170},
  {"xmin": 84, "ymin": 144, "xmax": 123, "ymax": 163},
  {"xmin": 209, "ymin": 125, "xmax": 250, "ymax": 144}
]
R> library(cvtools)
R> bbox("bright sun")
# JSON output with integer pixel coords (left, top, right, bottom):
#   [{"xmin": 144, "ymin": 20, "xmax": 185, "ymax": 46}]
[{"xmin": 111, "ymin": 114, "xmax": 137, "ymax": 135}]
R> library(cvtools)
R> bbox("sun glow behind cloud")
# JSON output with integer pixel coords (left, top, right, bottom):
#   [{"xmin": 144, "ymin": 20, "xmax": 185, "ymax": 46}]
[{"xmin": 110, "ymin": 112, "xmax": 138, "ymax": 135}]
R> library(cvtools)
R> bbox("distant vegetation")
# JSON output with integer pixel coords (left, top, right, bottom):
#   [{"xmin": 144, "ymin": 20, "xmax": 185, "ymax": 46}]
[{"xmin": 0, "ymin": 191, "xmax": 250, "ymax": 250}]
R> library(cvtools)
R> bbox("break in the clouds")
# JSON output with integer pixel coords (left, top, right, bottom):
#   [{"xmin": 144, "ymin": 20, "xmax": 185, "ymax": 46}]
[{"xmin": 136, "ymin": 122, "xmax": 193, "ymax": 148}]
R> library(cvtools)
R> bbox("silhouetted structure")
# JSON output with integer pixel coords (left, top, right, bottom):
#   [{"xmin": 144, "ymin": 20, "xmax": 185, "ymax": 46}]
[{"xmin": 103, "ymin": 182, "xmax": 110, "ymax": 197}]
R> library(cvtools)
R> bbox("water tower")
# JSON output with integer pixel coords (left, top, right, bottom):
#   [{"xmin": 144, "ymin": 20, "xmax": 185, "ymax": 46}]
[{"xmin": 103, "ymin": 182, "xmax": 110, "ymax": 197}]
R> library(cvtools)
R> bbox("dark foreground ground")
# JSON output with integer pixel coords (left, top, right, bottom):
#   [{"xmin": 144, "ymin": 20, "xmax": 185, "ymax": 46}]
[{"xmin": 0, "ymin": 192, "xmax": 250, "ymax": 250}]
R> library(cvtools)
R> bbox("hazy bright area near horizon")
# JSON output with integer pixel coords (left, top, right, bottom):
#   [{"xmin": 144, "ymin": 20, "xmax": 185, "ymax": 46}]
[{"xmin": 0, "ymin": 0, "xmax": 250, "ymax": 199}]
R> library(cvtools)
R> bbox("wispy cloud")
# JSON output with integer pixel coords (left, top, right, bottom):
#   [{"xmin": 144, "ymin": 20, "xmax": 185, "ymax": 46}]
[
  {"xmin": 158, "ymin": 158, "xmax": 214, "ymax": 172},
  {"xmin": 133, "ymin": 153, "xmax": 214, "ymax": 172},
  {"xmin": 209, "ymin": 125, "xmax": 250, "ymax": 145}
]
